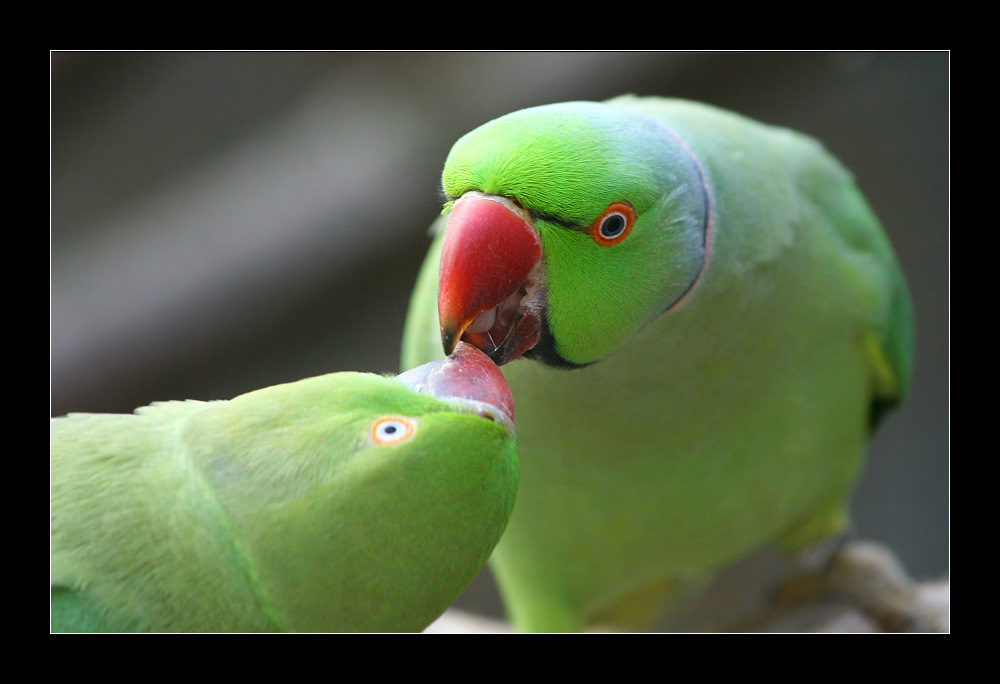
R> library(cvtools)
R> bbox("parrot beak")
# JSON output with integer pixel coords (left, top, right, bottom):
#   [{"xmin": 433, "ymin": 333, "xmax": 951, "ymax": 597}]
[
  {"xmin": 397, "ymin": 341, "xmax": 515, "ymax": 430},
  {"xmin": 438, "ymin": 192, "xmax": 544, "ymax": 366}
]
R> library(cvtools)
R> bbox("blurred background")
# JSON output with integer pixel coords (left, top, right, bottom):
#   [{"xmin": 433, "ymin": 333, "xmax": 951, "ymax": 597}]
[{"xmin": 50, "ymin": 51, "xmax": 949, "ymax": 628}]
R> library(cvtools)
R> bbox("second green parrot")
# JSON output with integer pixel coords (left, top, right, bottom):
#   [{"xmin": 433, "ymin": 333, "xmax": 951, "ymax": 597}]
[
  {"xmin": 51, "ymin": 342, "xmax": 518, "ymax": 633},
  {"xmin": 402, "ymin": 96, "xmax": 914, "ymax": 631}
]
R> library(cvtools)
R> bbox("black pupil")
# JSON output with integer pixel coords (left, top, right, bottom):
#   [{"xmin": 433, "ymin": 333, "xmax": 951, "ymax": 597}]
[
  {"xmin": 601, "ymin": 214, "xmax": 625, "ymax": 238},
  {"xmin": 383, "ymin": 424, "xmax": 398, "ymax": 434}
]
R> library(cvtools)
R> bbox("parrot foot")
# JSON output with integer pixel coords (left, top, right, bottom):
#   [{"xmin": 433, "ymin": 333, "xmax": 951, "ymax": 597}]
[{"xmin": 772, "ymin": 539, "xmax": 949, "ymax": 632}]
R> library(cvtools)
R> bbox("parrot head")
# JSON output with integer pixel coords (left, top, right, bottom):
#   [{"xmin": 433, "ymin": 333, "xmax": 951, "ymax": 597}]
[
  {"xmin": 190, "ymin": 340, "xmax": 518, "ymax": 632},
  {"xmin": 436, "ymin": 100, "xmax": 711, "ymax": 368}
]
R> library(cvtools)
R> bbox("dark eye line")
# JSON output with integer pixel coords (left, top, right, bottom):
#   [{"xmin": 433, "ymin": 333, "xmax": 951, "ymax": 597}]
[
  {"xmin": 442, "ymin": 188, "xmax": 640, "ymax": 236},
  {"xmin": 443, "ymin": 189, "xmax": 583, "ymax": 229},
  {"xmin": 531, "ymin": 210, "xmax": 580, "ymax": 230}
]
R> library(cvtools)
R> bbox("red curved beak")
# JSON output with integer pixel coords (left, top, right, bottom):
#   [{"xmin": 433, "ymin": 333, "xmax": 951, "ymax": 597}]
[
  {"xmin": 438, "ymin": 192, "xmax": 543, "ymax": 365},
  {"xmin": 397, "ymin": 341, "xmax": 515, "ymax": 428}
]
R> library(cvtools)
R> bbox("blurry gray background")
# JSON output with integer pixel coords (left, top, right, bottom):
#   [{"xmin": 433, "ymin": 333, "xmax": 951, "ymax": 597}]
[{"xmin": 50, "ymin": 51, "xmax": 949, "ymax": 625}]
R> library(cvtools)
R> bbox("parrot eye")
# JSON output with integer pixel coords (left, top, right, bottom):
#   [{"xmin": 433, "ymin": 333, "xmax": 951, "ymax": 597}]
[
  {"xmin": 370, "ymin": 416, "xmax": 416, "ymax": 445},
  {"xmin": 588, "ymin": 202, "xmax": 635, "ymax": 246}
]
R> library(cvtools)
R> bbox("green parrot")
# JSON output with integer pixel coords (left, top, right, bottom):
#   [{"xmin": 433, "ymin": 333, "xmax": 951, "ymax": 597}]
[
  {"xmin": 402, "ymin": 96, "xmax": 914, "ymax": 632},
  {"xmin": 51, "ymin": 342, "xmax": 518, "ymax": 633}
]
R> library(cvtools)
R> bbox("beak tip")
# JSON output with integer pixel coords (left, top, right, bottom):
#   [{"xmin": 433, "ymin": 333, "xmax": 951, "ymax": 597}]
[{"xmin": 440, "ymin": 321, "xmax": 461, "ymax": 357}]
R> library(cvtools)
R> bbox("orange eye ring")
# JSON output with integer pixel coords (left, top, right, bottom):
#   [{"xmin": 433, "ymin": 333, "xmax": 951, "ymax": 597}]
[
  {"xmin": 587, "ymin": 202, "xmax": 635, "ymax": 246},
  {"xmin": 370, "ymin": 416, "xmax": 416, "ymax": 445}
]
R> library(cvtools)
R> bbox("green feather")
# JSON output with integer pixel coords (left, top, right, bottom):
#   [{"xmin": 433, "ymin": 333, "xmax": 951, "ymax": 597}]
[
  {"xmin": 403, "ymin": 96, "xmax": 913, "ymax": 631},
  {"xmin": 51, "ymin": 365, "xmax": 518, "ymax": 632}
]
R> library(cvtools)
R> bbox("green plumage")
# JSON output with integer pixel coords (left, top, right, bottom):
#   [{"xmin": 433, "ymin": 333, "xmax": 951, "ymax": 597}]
[
  {"xmin": 51, "ymin": 361, "xmax": 518, "ymax": 632},
  {"xmin": 402, "ymin": 96, "xmax": 913, "ymax": 631}
]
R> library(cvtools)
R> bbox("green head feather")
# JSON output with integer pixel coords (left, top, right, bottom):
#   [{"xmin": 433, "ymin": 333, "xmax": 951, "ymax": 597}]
[{"xmin": 442, "ymin": 101, "xmax": 709, "ymax": 365}]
